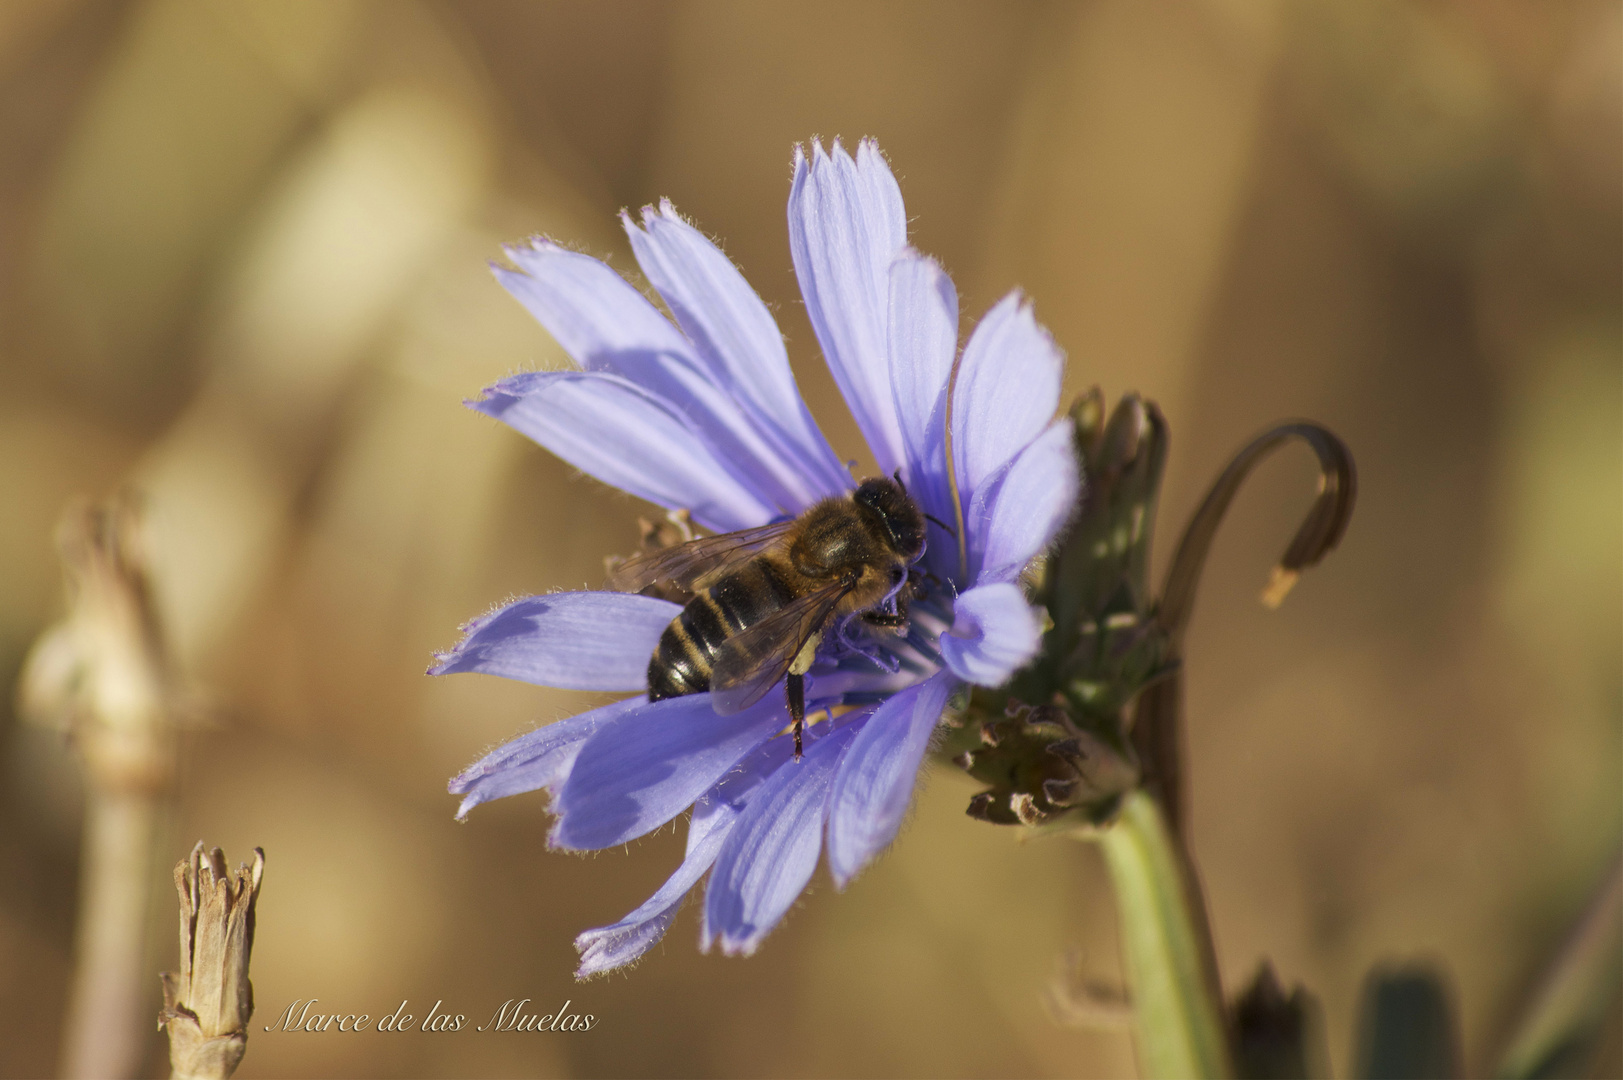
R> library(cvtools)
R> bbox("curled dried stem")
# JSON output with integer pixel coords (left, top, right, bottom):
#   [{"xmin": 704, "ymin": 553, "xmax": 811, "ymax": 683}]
[
  {"xmin": 1133, "ymin": 422, "xmax": 1356, "ymax": 836},
  {"xmin": 1157, "ymin": 422, "xmax": 1357, "ymax": 647}
]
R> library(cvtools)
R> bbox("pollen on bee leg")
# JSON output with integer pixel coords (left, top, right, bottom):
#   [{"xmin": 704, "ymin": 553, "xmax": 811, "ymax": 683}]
[{"xmin": 789, "ymin": 632, "xmax": 821, "ymax": 677}]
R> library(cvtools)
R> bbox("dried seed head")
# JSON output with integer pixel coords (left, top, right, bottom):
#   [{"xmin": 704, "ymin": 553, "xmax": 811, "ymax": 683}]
[{"xmin": 159, "ymin": 843, "xmax": 264, "ymax": 1080}]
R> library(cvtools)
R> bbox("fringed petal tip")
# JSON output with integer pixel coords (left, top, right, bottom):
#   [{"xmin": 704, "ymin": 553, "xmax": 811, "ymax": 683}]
[
  {"xmin": 574, "ymin": 909, "xmax": 678, "ymax": 980},
  {"xmin": 425, "ymin": 603, "xmax": 505, "ymax": 677},
  {"xmin": 451, "ymin": 792, "xmax": 481, "ymax": 823},
  {"xmin": 489, "ymin": 238, "xmax": 577, "ymax": 285},
  {"xmin": 446, "ymin": 701, "xmax": 630, "ymax": 825},
  {"xmin": 569, "ymin": 785, "xmax": 737, "ymax": 974},
  {"xmin": 498, "ymin": 235, "xmax": 568, "ymax": 263},
  {"xmin": 700, "ymin": 931, "xmax": 763, "ymax": 959},
  {"xmin": 618, "ymin": 199, "xmax": 690, "ymax": 239},
  {"xmin": 790, "ymin": 135, "xmax": 838, "ymax": 176},
  {"xmin": 424, "ymin": 592, "xmax": 674, "ymax": 691},
  {"xmin": 462, "ymin": 371, "xmax": 547, "ymax": 416},
  {"xmin": 792, "ymin": 135, "xmax": 886, "ymax": 173},
  {"xmin": 426, "ymin": 606, "xmax": 501, "ymax": 675}
]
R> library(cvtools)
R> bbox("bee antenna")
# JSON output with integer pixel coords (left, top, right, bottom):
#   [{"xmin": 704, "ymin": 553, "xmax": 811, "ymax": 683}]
[
  {"xmin": 891, "ymin": 467, "xmax": 907, "ymax": 494},
  {"xmin": 924, "ymin": 512, "xmax": 956, "ymax": 539}
]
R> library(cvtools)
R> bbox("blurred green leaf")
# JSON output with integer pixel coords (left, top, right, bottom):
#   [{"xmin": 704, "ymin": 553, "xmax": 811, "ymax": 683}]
[{"xmin": 1353, "ymin": 965, "xmax": 1462, "ymax": 1080}]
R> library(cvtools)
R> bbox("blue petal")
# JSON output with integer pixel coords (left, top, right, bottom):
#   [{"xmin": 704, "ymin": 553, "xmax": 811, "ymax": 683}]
[
  {"xmin": 572, "ymin": 733, "xmax": 791, "ymax": 977},
  {"xmin": 552, "ymin": 693, "xmax": 787, "ymax": 850},
  {"xmin": 625, "ymin": 203, "xmax": 850, "ymax": 501},
  {"xmin": 429, "ymin": 591, "xmax": 679, "ymax": 690},
  {"xmin": 787, "ymin": 139, "xmax": 908, "ymax": 475},
  {"xmin": 495, "ymin": 243, "xmax": 814, "ymax": 519},
  {"xmin": 572, "ymin": 803, "xmax": 730, "ymax": 978},
  {"xmin": 497, "ymin": 239, "xmax": 694, "ymax": 365},
  {"xmin": 448, "ymin": 696, "xmax": 643, "ymax": 820},
  {"xmin": 950, "ymin": 292, "xmax": 1063, "ymax": 512},
  {"xmin": 825, "ymin": 672, "xmax": 954, "ymax": 887},
  {"xmin": 702, "ymin": 720, "xmax": 859, "ymax": 956},
  {"xmin": 939, "ymin": 582, "xmax": 1042, "ymax": 686},
  {"xmin": 886, "ymin": 250, "xmax": 959, "ymax": 533},
  {"xmin": 970, "ymin": 420, "xmax": 1079, "ymax": 584},
  {"xmin": 472, "ymin": 371, "xmax": 777, "ymax": 533}
]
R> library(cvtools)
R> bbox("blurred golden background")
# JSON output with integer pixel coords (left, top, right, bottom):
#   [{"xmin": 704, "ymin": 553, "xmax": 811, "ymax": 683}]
[{"xmin": 1, "ymin": 1, "xmax": 1618, "ymax": 1076}]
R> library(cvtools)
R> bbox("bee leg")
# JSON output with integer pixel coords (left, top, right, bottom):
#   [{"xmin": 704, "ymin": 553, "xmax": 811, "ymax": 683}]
[{"xmin": 786, "ymin": 672, "xmax": 806, "ymax": 760}]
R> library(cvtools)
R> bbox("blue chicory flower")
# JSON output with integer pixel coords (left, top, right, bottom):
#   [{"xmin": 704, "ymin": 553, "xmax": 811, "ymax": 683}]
[{"xmin": 434, "ymin": 138, "xmax": 1079, "ymax": 977}]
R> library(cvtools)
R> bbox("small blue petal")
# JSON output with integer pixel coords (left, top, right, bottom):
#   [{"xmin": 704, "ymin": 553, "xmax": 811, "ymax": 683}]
[
  {"xmin": 472, "ymin": 370, "xmax": 777, "ymax": 533},
  {"xmin": 971, "ymin": 420, "xmax": 1079, "ymax": 584},
  {"xmin": 886, "ymin": 250, "xmax": 959, "ymax": 533},
  {"xmin": 448, "ymin": 696, "xmax": 643, "ymax": 820},
  {"xmin": 787, "ymin": 139, "xmax": 908, "ymax": 476},
  {"xmin": 625, "ymin": 203, "xmax": 850, "ymax": 502},
  {"xmin": 825, "ymin": 672, "xmax": 955, "ymax": 887},
  {"xmin": 429, "ymin": 591, "xmax": 679, "ymax": 690},
  {"xmin": 573, "ymin": 735, "xmax": 791, "ymax": 978},
  {"xmin": 950, "ymin": 292, "xmax": 1063, "ymax": 512},
  {"xmin": 552, "ymin": 694, "xmax": 787, "ymax": 851},
  {"xmin": 939, "ymin": 582, "xmax": 1042, "ymax": 686},
  {"xmin": 573, "ymin": 804, "xmax": 730, "ymax": 978},
  {"xmin": 702, "ymin": 720, "xmax": 858, "ymax": 956}
]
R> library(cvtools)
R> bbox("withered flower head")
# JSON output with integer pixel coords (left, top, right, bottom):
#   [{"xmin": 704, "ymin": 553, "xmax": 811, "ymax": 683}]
[{"xmin": 159, "ymin": 843, "xmax": 264, "ymax": 1080}]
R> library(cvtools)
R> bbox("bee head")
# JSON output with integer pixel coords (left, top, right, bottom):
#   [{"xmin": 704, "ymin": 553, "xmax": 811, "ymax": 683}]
[{"xmin": 853, "ymin": 477, "xmax": 927, "ymax": 562}]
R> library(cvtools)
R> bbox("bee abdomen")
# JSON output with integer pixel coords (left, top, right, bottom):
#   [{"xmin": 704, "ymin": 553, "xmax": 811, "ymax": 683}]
[
  {"xmin": 708, "ymin": 559, "xmax": 796, "ymax": 631},
  {"xmin": 648, "ymin": 623, "xmax": 707, "ymax": 700},
  {"xmin": 646, "ymin": 560, "xmax": 797, "ymax": 701}
]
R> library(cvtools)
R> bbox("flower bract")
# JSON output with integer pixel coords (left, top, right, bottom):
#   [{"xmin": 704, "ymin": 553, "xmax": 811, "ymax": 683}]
[{"xmin": 434, "ymin": 138, "xmax": 1079, "ymax": 977}]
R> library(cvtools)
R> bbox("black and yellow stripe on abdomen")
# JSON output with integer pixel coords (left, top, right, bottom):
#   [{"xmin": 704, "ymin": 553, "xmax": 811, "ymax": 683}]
[{"xmin": 646, "ymin": 559, "xmax": 799, "ymax": 701}]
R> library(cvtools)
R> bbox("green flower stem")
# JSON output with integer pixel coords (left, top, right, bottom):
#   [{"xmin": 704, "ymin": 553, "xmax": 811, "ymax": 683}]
[{"xmin": 1095, "ymin": 790, "xmax": 1233, "ymax": 1079}]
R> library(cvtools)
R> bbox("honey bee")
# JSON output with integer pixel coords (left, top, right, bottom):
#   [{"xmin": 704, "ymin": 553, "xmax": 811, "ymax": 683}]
[{"xmin": 607, "ymin": 478, "xmax": 929, "ymax": 758}]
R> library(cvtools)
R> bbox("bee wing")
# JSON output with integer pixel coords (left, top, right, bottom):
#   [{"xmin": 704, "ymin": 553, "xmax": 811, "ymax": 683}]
[
  {"xmin": 605, "ymin": 521, "xmax": 795, "ymax": 594},
  {"xmin": 708, "ymin": 578, "xmax": 855, "ymax": 715}
]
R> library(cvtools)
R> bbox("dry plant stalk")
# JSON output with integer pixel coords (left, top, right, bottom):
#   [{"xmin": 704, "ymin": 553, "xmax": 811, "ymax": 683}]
[
  {"xmin": 18, "ymin": 495, "xmax": 175, "ymax": 1079},
  {"xmin": 159, "ymin": 844, "xmax": 264, "ymax": 1080}
]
